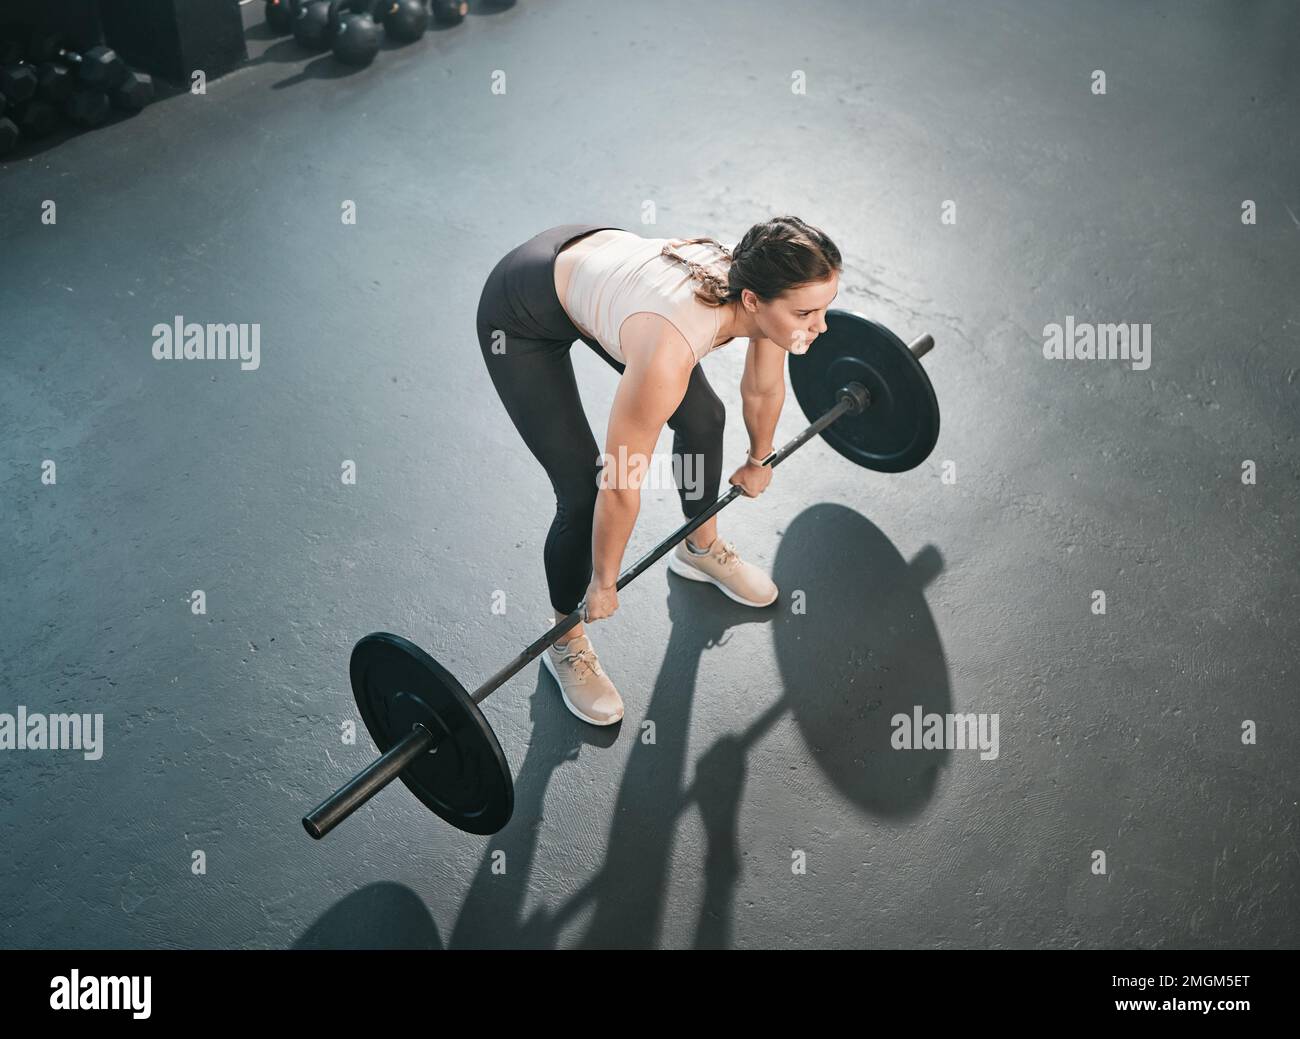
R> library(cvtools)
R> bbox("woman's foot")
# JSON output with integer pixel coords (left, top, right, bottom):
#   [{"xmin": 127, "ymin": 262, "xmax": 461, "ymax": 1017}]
[
  {"xmin": 667, "ymin": 536, "xmax": 779, "ymax": 607},
  {"xmin": 540, "ymin": 620, "xmax": 624, "ymax": 726}
]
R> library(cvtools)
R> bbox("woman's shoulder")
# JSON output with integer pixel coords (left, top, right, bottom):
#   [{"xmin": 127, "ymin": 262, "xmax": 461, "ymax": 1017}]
[{"xmin": 618, "ymin": 311, "xmax": 701, "ymax": 371}]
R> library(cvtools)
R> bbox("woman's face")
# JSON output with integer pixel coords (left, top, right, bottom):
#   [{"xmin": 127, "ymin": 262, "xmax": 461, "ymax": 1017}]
[{"xmin": 747, "ymin": 274, "xmax": 840, "ymax": 354}]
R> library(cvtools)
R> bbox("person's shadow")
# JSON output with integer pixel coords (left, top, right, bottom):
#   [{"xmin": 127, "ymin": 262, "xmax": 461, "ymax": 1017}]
[
  {"xmin": 448, "ymin": 504, "xmax": 949, "ymax": 948},
  {"xmin": 445, "ymin": 655, "xmax": 617, "ymax": 948},
  {"xmin": 447, "ymin": 575, "xmax": 767, "ymax": 948},
  {"xmin": 568, "ymin": 574, "xmax": 771, "ymax": 948}
]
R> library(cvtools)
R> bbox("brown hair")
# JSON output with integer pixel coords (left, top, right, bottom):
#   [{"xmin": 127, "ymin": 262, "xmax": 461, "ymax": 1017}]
[{"xmin": 659, "ymin": 216, "xmax": 842, "ymax": 309}]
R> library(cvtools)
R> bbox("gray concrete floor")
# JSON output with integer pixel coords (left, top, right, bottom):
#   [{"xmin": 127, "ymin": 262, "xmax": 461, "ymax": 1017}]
[{"xmin": 1, "ymin": 0, "xmax": 1296, "ymax": 949}]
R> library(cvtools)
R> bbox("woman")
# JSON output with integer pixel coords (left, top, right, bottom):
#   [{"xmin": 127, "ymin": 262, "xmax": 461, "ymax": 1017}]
[{"xmin": 476, "ymin": 216, "xmax": 842, "ymax": 726}]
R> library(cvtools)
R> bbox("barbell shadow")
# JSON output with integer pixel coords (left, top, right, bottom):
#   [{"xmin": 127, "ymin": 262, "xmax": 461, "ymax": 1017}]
[
  {"xmin": 507, "ymin": 513, "xmax": 947, "ymax": 948},
  {"xmin": 292, "ymin": 881, "xmax": 443, "ymax": 949},
  {"xmin": 770, "ymin": 505, "xmax": 950, "ymax": 820}
]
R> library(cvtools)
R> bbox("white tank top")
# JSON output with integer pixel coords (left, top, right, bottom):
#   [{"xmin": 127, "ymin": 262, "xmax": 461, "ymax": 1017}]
[{"xmin": 565, "ymin": 232, "xmax": 735, "ymax": 366}]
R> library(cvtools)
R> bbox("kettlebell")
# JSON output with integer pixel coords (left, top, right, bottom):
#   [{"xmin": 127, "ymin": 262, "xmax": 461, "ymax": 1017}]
[
  {"xmin": 380, "ymin": 0, "xmax": 429, "ymax": 43},
  {"xmin": 331, "ymin": 1, "xmax": 382, "ymax": 67},
  {"xmin": 265, "ymin": 0, "xmax": 298, "ymax": 35},
  {"xmin": 430, "ymin": 0, "xmax": 469, "ymax": 26},
  {"xmin": 292, "ymin": 0, "xmax": 335, "ymax": 51}
]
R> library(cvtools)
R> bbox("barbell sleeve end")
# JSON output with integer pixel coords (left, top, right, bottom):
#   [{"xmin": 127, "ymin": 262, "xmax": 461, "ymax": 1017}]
[
  {"xmin": 302, "ymin": 722, "xmax": 437, "ymax": 840},
  {"xmin": 908, "ymin": 333, "xmax": 935, "ymax": 359}
]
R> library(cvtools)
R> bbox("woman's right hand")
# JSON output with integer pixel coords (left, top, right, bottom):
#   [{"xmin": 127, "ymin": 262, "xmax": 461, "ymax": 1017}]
[{"xmin": 582, "ymin": 580, "xmax": 619, "ymax": 622}]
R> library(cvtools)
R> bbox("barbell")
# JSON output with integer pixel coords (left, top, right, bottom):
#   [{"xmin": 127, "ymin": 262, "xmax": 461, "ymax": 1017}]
[{"xmin": 303, "ymin": 310, "xmax": 940, "ymax": 838}]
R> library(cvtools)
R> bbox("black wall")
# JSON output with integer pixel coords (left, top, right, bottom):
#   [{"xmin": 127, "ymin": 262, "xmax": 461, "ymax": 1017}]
[
  {"xmin": 0, "ymin": 0, "xmax": 103, "ymax": 51},
  {"xmin": 100, "ymin": 0, "xmax": 247, "ymax": 85},
  {"xmin": 0, "ymin": 0, "xmax": 247, "ymax": 83}
]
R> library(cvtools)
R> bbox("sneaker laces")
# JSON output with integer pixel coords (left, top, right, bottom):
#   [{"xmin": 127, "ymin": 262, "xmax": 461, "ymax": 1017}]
[
  {"xmin": 714, "ymin": 539, "xmax": 741, "ymax": 568},
  {"xmin": 556, "ymin": 640, "xmax": 604, "ymax": 679}
]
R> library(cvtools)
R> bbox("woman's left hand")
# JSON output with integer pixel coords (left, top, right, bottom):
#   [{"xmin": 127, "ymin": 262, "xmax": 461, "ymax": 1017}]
[{"xmin": 729, "ymin": 461, "xmax": 773, "ymax": 498}]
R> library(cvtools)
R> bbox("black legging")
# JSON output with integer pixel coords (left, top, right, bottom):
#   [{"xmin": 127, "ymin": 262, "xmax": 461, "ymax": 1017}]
[{"xmin": 476, "ymin": 223, "xmax": 726, "ymax": 616}]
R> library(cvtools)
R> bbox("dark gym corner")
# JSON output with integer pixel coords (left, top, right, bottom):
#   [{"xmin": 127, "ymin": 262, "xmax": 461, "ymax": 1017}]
[{"xmin": 1, "ymin": 0, "xmax": 247, "ymax": 161}]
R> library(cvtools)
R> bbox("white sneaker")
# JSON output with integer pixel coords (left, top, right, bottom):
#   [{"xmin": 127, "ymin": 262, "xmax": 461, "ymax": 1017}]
[
  {"xmin": 540, "ymin": 621, "xmax": 624, "ymax": 726},
  {"xmin": 667, "ymin": 537, "xmax": 779, "ymax": 607}
]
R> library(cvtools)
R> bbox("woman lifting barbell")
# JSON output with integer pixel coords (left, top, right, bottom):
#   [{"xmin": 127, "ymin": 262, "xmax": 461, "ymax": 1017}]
[{"xmin": 475, "ymin": 217, "xmax": 842, "ymax": 726}]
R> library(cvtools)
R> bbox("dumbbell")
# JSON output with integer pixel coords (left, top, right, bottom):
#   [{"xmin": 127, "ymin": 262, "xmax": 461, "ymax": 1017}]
[
  {"xmin": 0, "ymin": 62, "xmax": 37, "ymax": 104},
  {"xmin": 12, "ymin": 98, "xmax": 58, "ymax": 139},
  {"xmin": 63, "ymin": 88, "xmax": 110, "ymax": 128},
  {"xmin": 34, "ymin": 62, "xmax": 74, "ymax": 103},
  {"xmin": 431, "ymin": 0, "xmax": 469, "ymax": 25},
  {"xmin": 111, "ymin": 70, "xmax": 154, "ymax": 112},
  {"xmin": 0, "ymin": 116, "xmax": 18, "ymax": 156},
  {"xmin": 58, "ymin": 46, "xmax": 127, "ymax": 89}
]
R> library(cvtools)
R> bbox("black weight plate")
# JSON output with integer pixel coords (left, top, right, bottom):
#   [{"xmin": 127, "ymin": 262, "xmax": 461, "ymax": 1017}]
[
  {"xmin": 350, "ymin": 632, "xmax": 513, "ymax": 834},
  {"xmin": 789, "ymin": 310, "xmax": 939, "ymax": 473}
]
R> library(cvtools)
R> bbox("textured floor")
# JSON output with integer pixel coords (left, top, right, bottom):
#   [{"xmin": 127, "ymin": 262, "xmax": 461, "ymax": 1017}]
[{"xmin": 0, "ymin": 0, "xmax": 1296, "ymax": 949}]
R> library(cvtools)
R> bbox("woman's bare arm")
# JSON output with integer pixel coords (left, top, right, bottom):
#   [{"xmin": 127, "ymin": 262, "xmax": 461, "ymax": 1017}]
[
  {"xmin": 740, "ymin": 336, "xmax": 787, "ymax": 459},
  {"xmin": 590, "ymin": 316, "xmax": 695, "ymax": 588}
]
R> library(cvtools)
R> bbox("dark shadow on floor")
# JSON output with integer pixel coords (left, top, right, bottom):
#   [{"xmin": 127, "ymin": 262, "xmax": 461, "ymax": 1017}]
[
  {"xmin": 445, "ymin": 663, "xmax": 621, "ymax": 949},
  {"xmin": 770, "ymin": 503, "xmax": 950, "ymax": 821},
  {"xmin": 292, "ymin": 881, "xmax": 443, "ymax": 949},
  {"xmin": 449, "ymin": 504, "xmax": 949, "ymax": 948}
]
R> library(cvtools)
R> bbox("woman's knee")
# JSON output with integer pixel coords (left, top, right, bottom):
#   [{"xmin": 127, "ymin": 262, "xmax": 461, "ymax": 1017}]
[
  {"xmin": 671, "ymin": 392, "xmax": 726, "ymax": 443},
  {"xmin": 553, "ymin": 469, "xmax": 601, "ymax": 517}
]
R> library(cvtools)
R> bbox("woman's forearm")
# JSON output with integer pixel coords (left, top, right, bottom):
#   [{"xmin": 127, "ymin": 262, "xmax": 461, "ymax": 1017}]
[
  {"xmin": 743, "ymin": 389, "xmax": 784, "ymax": 459},
  {"xmin": 591, "ymin": 487, "xmax": 640, "ymax": 587}
]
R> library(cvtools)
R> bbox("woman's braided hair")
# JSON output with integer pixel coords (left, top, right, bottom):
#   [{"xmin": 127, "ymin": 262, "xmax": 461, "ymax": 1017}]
[{"xmin": 659, "ymin": 215, "xmax": 842, "ymax": 309}]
